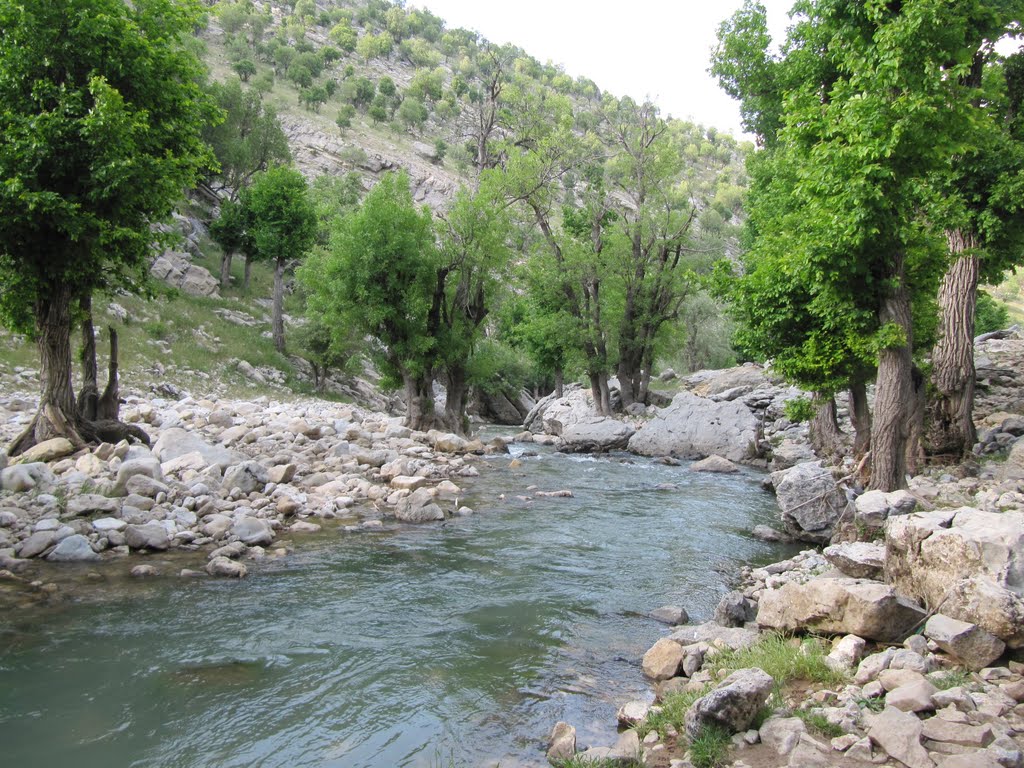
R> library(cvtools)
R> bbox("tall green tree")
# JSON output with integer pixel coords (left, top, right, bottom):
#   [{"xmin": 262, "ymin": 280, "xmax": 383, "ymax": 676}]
[
  {"xmin": 300, "ymin": 172, "xmax": 442, "ymax": 430},
  {"xmin": 200, "ymin": 77, "xmax": 290, "ymax": 200},
  {"xmin": 0, "ymin": 0, "xmax": 217, "ymax": 454},
  {"xmin": 242, "ymin": 166, "xmax": 317, "ymax": 354}
]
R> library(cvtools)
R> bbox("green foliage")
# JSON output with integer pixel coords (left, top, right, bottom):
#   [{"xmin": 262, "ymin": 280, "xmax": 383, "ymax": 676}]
[
  {"xmin": 201, "ymin": 77, "xmax": 290, "ymax": 198},
  {"xmin": 328, "ymin": 19, "xmax": 357, "ymax": 52},
  {"xmin": 634, "ymin": 684, "xmax": 710, "ymax": 739},
  {"xmin": 352, "ymin": 77, "xmax": 376, "ymax": 108},
  {"xmin": 336, "ymin": 103, "xmax": 356, "ymax": 131},
  {"xmin": 793, "ymin": 709, "xmax": 845, "ymax": 739},
  {"xmin": 398, "ymin": 96, "xmax": 428, "ymax": 128},
  {"xmin": 976, "ymin": 291, "xmax": 1010, "ymax": 336},
  {"xmin": 232, "ymin": 58, "xmax": 257, "ymax": 81},
  {"xmin": 689, "ymin": 724, "xmax": 733, "ymax": 768},
  {"xmin": 705, "ymin": 634, "xmax": 847, "ymax": 692},
  {"xmin": 299, "ymin": 171, "xmax": 437, "ymax": 388},
  {"xmin": 783, "ymin": 397, "xmax": 815, "ymax": 424},
  {"xmin": 356, "ymin": 31, "xmax": 392, "ymax": 61},
  {"xmin": 549, "ymin": 757, "xmax": 643, "ymax": 768},
  {"xmin": 0, "ymin": 0, "xmax": 217, "ymax": 332},
  {"xmin": 241, "ymin": 166, "xmax": 317, "ymax": 267}
]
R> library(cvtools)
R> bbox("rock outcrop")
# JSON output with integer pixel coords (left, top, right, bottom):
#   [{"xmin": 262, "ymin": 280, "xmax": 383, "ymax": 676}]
[{"xmin": 627, "ymin": 390, "xmax": 759, "ymax": 462}]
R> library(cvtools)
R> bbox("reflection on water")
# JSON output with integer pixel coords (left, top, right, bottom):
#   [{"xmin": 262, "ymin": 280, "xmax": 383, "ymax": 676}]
[{"xmin": 0, "ymin": 444, "xmax": 787, "ymax": 767}]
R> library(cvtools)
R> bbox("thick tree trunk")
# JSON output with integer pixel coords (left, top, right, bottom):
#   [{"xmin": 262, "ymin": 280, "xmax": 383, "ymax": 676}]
[
  {"xmin": 220, "ymin": 251, "xmax": 233, "ymax": 291},
  {"xmin": 927, "ymin": 235, "xmax": 979, "ymax": 459},
  {"xmin": 77, "ymin": 294, "xmax": 99, "ymax": 422},
  {"xmin": 9, "ymin": 283, "xmax": 84, "ymax": 455},
  {"xmin": 554, "ymin": 369, "xmax": 564, "ymax": 399},
  {"xmin": 442, "ymin": 366, "xmax": 470, "ymax": 436},
  {"xmin": 243, "ymin": 255, "xmax": 253, "ymax": 292},
  {"xmin": 272, "ymin": 257, "xmax": 286, "ymax": 354},
  {"xmin": 870, "ymin": 252, "xmax": 913, "ymax": 492},
  {"xmin": 588, "ymin": 372, "xmax": 612, "ymax": 416},
  {"xmin": 809, "ymin": 392, "xmax": 845, "ymax": 460},
  {"xmin": 906, "ymin": 365, "xmax": 926, "ymax": 476},
  {"xmin": 849, "ymin": 380, "xmax": 872, "ymax": 457},
  {"xmin": 97, "ymin": 327, "xmax": 120, "ymax": 420},
  {"xmin": 403, "ymin": 372, "xmax": 437, "ymax": 432}
]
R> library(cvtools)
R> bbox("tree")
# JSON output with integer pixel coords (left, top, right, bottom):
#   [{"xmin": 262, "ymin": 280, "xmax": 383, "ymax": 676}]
[
  {"xmin": 208, "ymin": 198, "xmax": 252, "ymax": 291},
  {"xmin": 329, "ymin": 19, "xmax": 357, "ymax": 52},
  {"xmin": 201, "ymin": 77, "xmax": 291, "ymax": 200},
  {"xmin": 241, "ymin": 167, "xmax": 317, "ymax": 354},
  {"xmin": 713, "ymin": 0, "xmax": 1003, "ymax": 488},
  {"xmin": 300, "ymin": 172, "xmax": 442, "ymax": 430},
  {"xmin": 0, "ymin": 0, "xmax": 216, "ymax": 454},
  {"xmin": 233, "ymin": 58, "xmax": 257, "ymax": 82}
]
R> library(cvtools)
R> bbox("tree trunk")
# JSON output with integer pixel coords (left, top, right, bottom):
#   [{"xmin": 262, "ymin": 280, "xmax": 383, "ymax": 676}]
[
  {"xmin": 906, "ymin": 365, "xmax": 926, "ymax": 476},
  {"xmin": 272, "ymin": 257, "xmax": 286, "ymax": 354},
  {"xmin": 403, "ymin": 372, "xmax": 437, "ymax": 432},
  {"xmin": 927, "ymin": 235, "xmax": 979, "ymax": 459},
  {"xmin": 849, "ymin": 380, "xmax": 872, "ymax": 457},
  {"xmin": 870, "ymin": 252, "xmax": 913, "ymax": 492},
  {"xmin": 588, "ymin": 371, "xmax": 612, "ymax": 416},
  {"xmin": 243, "ymin": 255, "xmax": 253, "ymax": 292},
  {"xmin": 9, "ymin": 283, "xmax": 84, "ymax": 455},
  {"xmin": 96, "ymin": 327, "xmax": 121, "ymax": 420},
  {"xmin": 442, "ymin": 365, "xmax": 470, "ymax": 436},
  {"xmin": 554, "ymin": 369, "xmax": 564, "ymax": 399},
  {"xmin": 77, "ymin": 294, "xmax": 99, "ymax": 422},
  {"xmin": 809, "ymin": 392, "xmax": 845, "ymax": 460},
  {"xmin": 220, "ymin": 251, "xmax": 233, "ymax": 291}
]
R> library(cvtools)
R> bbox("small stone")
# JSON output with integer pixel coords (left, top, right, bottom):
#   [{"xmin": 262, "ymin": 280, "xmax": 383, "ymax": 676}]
[
  {"xmin": 547, "ymin": 721, "xmax": 576, "ymax": 761},
  {"xmin": 886, "ymin": 678, "xmax": 938, "ymax": 713},
  {"xmin": 616, "ymin": 700, "xmax": 650, "ymax": 726},
  {"xmin": 759, "ymin": 716, "xmax": 807, "ymax": 756},
  {"xmin": 685, "ymin": 667, "xmax": 774, "ymax": 738},
  {"xmin": 124, "ymin": 523, "xmax": 170, "ymax": 551},
  {"xmin": 46, "ymin": 534, "xmax": 100, "ymax": 562},
  {"xmin": 864, "ymin": 706, "xmax": 934, "ymax": 768},
  {"xmin": 130, "ymin": 564, "xmax": 159, "ymax": 578}
]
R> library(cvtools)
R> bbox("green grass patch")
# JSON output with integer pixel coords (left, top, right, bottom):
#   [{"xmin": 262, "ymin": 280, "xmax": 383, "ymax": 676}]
[
  {"xmin": 549, "ymin": 757, "xmax": 643, "ymax": 768},
  {"xmin": 705, "ymin": 633, "xmax": 847, "ymax": 692},
  {"xmin": 793, "ymin": 708, "xmax": 844, "ymax": 738},
  {"xmin": 634, "ymin": 684, "xmax": 711, "ymax": 739},
  {"xmin": 689, "ymin": 724, "xmax": 733, "ymax": 768},
  {"xmin": 931, "ymin": 669, "xmax": 972, "ymax": 691}
]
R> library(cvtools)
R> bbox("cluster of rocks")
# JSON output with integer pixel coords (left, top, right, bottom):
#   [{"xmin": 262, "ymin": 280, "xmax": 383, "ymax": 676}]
[{"xmin": 0, "ymin": 391, "xmax": 510, "ymax": 586}]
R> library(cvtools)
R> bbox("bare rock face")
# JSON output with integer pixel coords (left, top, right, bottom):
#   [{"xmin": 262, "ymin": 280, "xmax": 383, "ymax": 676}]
[
  {"xmin": 772, "ymin": 461, "xmax": 846, "ymax": 543},
  {"xmin": 558, "ymin": 417, "xmax": 635, "ymax": 453},
  {"xmin": 684, "ymin": 667, "xmax": 774, "ymax": 738},
  {"xmin": 756, "ymin": 576, "xmax": 927, "ymax": 643},
  {"xmin": 150, "ymin": 250, "xmax": 219, "ymax": 297},
  {"xmin": 627, "ymin": 390, "xmax": 759, "ymax": 463},
  {"xmin": 885, "ymin": 508, "xmax": 1024, "ymax": 648}
]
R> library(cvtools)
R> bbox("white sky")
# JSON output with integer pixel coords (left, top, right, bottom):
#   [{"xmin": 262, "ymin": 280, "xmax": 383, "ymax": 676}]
[{"xmin": 416, "ymin": 0, "xmax": 795, "ymax": 139}]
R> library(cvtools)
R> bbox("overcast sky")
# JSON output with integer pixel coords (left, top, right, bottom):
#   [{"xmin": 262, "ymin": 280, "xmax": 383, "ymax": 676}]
[{"xmin": 416, "ymin": 0, "xmax": 794, "ymax": 139}]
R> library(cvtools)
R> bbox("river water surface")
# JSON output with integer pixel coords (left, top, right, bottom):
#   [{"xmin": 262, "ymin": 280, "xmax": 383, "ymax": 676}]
[{"xmin": 0, "ymin": 444, "xmax": 788, "ymax": 767}]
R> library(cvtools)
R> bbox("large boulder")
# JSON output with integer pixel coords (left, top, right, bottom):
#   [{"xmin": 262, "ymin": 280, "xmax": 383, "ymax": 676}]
[
  {"xmin": 854, "ymin": 489, "xmax": 918, "ymax": 528},
  {"xmin": 46, "ymin": 534, "xmax": 100, "ymax": 562},
  {"xmin": 540, "ymin": 389, "xmax": 595, "ymax": 435},
  {"xmin": 558, "ymin": 417, "xmax": 635, "ymax": 453},
  {"xmin": 0, "ymin": 462, "xmax": 56, "ymax": 492},
  {"xmin": 153, "ymin": 427, "xmax": 242, "ymax": 470},
  {"xmin": 684, "ymin": 667, "xmax": 774, "ymax": 738},
  {"xmin": 395, "ymin": 488, "xmax": 445, "ymax": 523},
  {"xmin": 124, "ymin": 522, "xmax": 171, "ymax": 551},
  {"xmin": 923, "ymin": 614, "xmax": 1006, "ymax": 671},
  {"xmin": 222, "ymin": 461, "xmax": 269, "ymax": 495},
  {"xmin": 686, "ymin": 364, "xmax": 768, "ymax": 398},
  {"xmin": 771, "ymin": 462, "xmax": 846, "ymax": 543},
  {"xmin": 113, "ymin": 458, "xmax": 163, "ymax": 496},
  {"xmin": 756, "ymin": 576, "xmax": 927, "ymax": 643},
  {"xmin": 885, "ymin": 508, "xmax": 1024, "ymax": 648},
  {"xmin": 627, "ymin": 390, "xmax": 759, "ymax": 462},
  {"xmin": 16, "ymin": 437, "xmax": 75, "ymax": 464},
  {"xmin": 231, "ymin": 517, "xmax": 274, "ymax": 546}
]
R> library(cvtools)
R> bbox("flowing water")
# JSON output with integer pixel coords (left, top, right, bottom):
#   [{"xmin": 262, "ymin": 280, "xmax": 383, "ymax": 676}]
[{"xmin": 0, "ymin": 444, "xmax": 790, "ymax": 767}]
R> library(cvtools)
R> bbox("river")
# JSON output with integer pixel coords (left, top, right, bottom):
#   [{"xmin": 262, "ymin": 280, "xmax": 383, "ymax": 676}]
[{"xmin": 0, "ymin": 443, "xmax": 789, "ymax": 767}]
